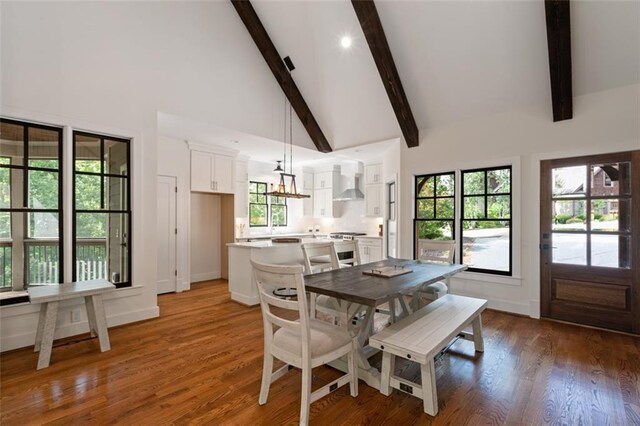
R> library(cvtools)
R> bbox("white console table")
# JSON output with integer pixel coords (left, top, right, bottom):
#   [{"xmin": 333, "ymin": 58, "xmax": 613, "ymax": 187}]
[{"xmin": 28, "ymin": 279, "xmax": 115, "ymax": 370}]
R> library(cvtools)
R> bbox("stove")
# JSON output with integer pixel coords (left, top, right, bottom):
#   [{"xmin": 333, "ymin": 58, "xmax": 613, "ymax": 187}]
[{"xmin": 329, "ymin": 232, "xmax": 367, "ymax": 241}]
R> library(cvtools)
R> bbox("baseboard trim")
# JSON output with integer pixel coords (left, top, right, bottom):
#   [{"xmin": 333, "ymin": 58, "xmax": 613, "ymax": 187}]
[
  {"xmin": 230, "ymin": 292, "xmax": 259, "ymax": 307},
  {"xmin": 0, "ymin": 305, "xmax": 160, "ymax": 352},
  {"xmin": 190, "ymin": 271, "xmax": 221, "ymax": 283}
]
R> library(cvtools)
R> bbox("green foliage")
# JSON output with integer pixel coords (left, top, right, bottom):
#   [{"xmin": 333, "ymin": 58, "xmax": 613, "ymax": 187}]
[
  {"xmin": 566, "ymin": 217, "xmax": 585, "ymax": 224},
  {"xmin": 250, "ymin": 204, "xmax": 267, "ymax": 226},
  {"xmin": 592, "ymin": 213, "xmax": 603, "ymax": 221},
  {"xmin": 416, "ymin": 220, "xmax": 452, "ymax": 240},
  {"xmin": 554, "ymin": 213, "xmax": 572, "ymax": 224}
]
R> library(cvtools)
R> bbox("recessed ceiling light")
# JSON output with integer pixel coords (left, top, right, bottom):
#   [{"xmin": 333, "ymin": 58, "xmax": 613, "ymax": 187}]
[
  {"xmin": 341, "ymin": 36, "xmax": 352, "ymax": 49},
  {"xmin": 232, "ymin": 140, "xmax": 239, "ymax": 144}
]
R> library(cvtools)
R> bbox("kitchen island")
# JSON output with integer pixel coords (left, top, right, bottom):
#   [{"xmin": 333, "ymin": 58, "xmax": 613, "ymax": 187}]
[{"xmin": 227, "ymin": 238, "xmax": 333, "ymax": 305}]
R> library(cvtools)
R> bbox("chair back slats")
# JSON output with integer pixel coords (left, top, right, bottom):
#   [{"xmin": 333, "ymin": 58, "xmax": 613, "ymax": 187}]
[
  {"xmin": 301, "ymin": 242, "xmax": 340, "ymax": 274},
  {"xmin": 417, "ymin": 239, "xmax": 456, "ymax": 264},
  {"xmin": 265, "ymin": 311, "xmax": 299, "ymax": 331},
  {"xmin": 251, "ymin": 260, "xmax": 310, "ymax": 353},
  {"xmin": 334, "ymin": 240, "xmax": 361, "ymax": 266}
]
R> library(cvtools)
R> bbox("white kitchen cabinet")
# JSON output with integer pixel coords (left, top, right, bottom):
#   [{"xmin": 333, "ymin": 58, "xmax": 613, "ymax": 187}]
[
  {"xmin": 234, "ymin": 180, "xmax": 248, "ymax": 217},
  {"xmin": 365, "ymin": 183, "xmax": 383, "ymax": 217},
  {"xmin": 303, "ymin": 172, "xmax": 314, "ymax": 216},
  {"xmin": 314, "ymin": 171, "xmax": 334, "ymax": 189},
  {"xmin": 190, "ymin": 150, "xmax": 234, "ymax": 194},
  {"xmin": 313, "ymin": 188, "xmax": 333, "ymax": 218},
  {"xmin": 365, "ymin": 164, "xmax": 382, "ymax": 184},
  {"xmin": 357, "ymin": 237, "xmax": 383, "ymax": 264}
]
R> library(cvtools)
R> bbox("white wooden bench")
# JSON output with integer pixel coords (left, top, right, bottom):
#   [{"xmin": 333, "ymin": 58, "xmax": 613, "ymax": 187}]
[
  {"xmin": 28, "ymin": 279, "xmax": 115, "ymax": 370},
  {"xmin": 369, "ymin": 294, "xmax": 487, "ymax": 416}
]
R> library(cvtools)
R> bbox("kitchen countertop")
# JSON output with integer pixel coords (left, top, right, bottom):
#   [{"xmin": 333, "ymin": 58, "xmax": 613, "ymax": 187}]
[
  {"xmin": 228, "ymin": 237, "xmax": 334, "ymax": 249},
  {"xmin": 235, "ymin": 232, "xmax": 327, "ymax": 241}
]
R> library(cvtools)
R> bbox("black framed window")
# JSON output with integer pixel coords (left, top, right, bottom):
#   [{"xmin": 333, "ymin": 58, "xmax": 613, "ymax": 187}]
[
  {"xmin": 249, "ymin": 181, "xmax": 267, "ymax": 227},
  {"xmin": 461, "ymin": 166, "xmax": 512, "ymax": 275},
  {"xmin": 388, "ymin": 182, "xmax": 396, "ymax": 221},
  {"xmin": 0, "ymin": 118, "xmax": 63, "ymax": 290},
  {"xmin": 73, "ymin": 131, "xmax": 131, "ymax": 288},
  {"xmin": 270, "ymin": 195, "xmax": 287, "ymax": 227},
  {"xmin": 414, "ymin": 172, "xmax": 455, "ymax": 257}
]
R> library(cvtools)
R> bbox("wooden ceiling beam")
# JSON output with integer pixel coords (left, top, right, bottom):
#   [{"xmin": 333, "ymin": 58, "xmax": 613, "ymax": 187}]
[
  {"xmin": 544, "ymin": 0, "xmax": 573, "ymax": 121},
  {"xmin": 231, "ymin": 0, "xmax": 332, "ymax": 153},
  {"xmin": 352, "ymin": 0, "xmax": 419, "ymax": 148}
]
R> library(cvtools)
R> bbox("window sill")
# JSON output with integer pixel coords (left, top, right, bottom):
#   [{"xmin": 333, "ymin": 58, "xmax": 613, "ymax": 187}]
[{"xmin": 454, "ymin": 271, "xmax": 522, "ymax": 287}]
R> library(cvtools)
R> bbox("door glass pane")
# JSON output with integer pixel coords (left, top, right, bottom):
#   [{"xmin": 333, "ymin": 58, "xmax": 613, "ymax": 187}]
[
  {"xmin": 105, "ymin": 176, "xmax": 128, "ymax": 211},
  {"xmin": 28, "ymin": 212, "xmax": 59, "ymax": 238},
  {"xmin": 76, "ymin": 174, "xmax": 101, "ymax": 210},
  {"xmin": 76, "ymin": 213, "xmax": 107, "ymax": 239},
  {"xmin": 0, "ymin": 168, "xmax": 10, "ymax": 209},
  {"xmin": 75, "ymin": 134, "xmax": 101, "ymax": 173},
  {"xmin": 108, "ymin": 213, "xmax": 129, "ymax": 283},
  {"xmin": 590, "ymin": 163, "xmax": 631, "ymax": 197},
  {"xmin": 552, "ymin": 233, "xmax": 587, "ymax": 265},
  {"xmin": 553, "ymin": 166, "xmax": 586, "ymax": 197},
  {"xmin": 463, "ymin": 171, "xmax": 485, "ymax": 195},
  {"xmin": 463, "ymin": 196, "xmax": 485, "ymax": 219},
  {"xmin": 591, "ymin": 199, "xmax": 630, "ymax": 232},
  {"xmin": 28, "ymin": 170, "xmax": 58, "ymax": 209},
  {"xmin": 104, "ymin": 139, "xmax": 128, "ymax": 176},
  {"xmin": 553, "ymin": 200, "xmax": 586, "ymax": 231},
  {"xmin": 27, "ymin": 242, "xmax": 60, "ymax": 285},
  {"xmin": 0, "ymin": 121, "xmax": 24, "ymax": 166},
  {"xmin": 0, "ymin": 212, "xmax": 10, "ymax": 238},
  {"xmin": 488, "ymin": 168, "xmax": 510, "ymax": 193},
  {"xmin": 28, "ymin": 127, "xmax": 59, "ymax": 169},
  {"xmin": 462, "ymin": 220, "xmax": 509, "ymax": 271},
  {"xmin": 591, "ymin": 234, "xmax": 630, "ymax": 269},
  {"xmin": 0, "ymin": 241, "xmax": 11, "ymax": 288},
  {"xmin": 417, "ymin": 199, "xmax": 434, "ymax": 219}
]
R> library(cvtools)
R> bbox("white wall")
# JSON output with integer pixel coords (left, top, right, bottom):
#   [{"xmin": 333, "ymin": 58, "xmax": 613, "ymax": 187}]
[
  {"xmin": 400, "ymin": 84, "xmax": 640, "ymax": 317},
  {"xmin": 0, "ymin": 1, "xmax": 291, "ymax": 351},
  {"xmin": 190, "ymin": 193, "xmax": 221, "ymax": 282}
]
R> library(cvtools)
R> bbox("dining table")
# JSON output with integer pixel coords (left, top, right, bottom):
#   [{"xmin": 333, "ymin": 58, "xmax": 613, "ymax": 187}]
[{"xmin": 304, "ymin": 258, "xmax": 467, "ymax": 390}]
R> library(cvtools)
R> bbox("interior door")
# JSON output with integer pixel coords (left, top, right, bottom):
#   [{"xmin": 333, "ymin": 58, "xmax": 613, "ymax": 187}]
[
  {"xmin": 540, "ymin": 151, "xmax": 639, "ymax": 333},
  {"xmin": 157, "ymin": 175, "xmax": 177, "ymax": 294}
]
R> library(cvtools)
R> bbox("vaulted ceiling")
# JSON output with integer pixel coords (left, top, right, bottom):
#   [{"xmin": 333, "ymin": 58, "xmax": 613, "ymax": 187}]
[{"xmin": 248, "ymin": 0, "xmax": 639, "ymax": 150}]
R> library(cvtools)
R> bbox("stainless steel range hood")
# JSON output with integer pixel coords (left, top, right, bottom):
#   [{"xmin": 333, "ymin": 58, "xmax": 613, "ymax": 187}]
[{"xmin": 334, "ymin": 176, "xmax": 364, "ymax": 201}]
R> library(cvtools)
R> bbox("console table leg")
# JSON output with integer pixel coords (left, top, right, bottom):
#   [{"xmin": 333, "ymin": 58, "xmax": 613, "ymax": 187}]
[
  {"xmin": 34, "ymin": 303, "xmax": 47, "ymax": 353},
  {"xmin": 37, "ymin": 301, "xmax": 59, "ymax": 370},
  {"xmin": 84, "ymin": 296, "xmax": 97, "ymax": 337},
  {"xmin": 90, "ymin": 295, "xmax": 111, "ymax": 352}
]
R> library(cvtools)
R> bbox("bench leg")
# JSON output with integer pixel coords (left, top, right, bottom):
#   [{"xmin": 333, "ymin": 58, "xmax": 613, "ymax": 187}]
[
  {"xmin": 380, "ymin": 351, "xmax": 395, "ymax": 396},
  {"xmin": 90, "ymin": 295, "xmax": 111, "ymax": 352},
  {"xmin": 84, "ymin": 296, "xmax": 98, "ymax": 337},
  {"xmin": 309, "ymin": 293, "xmax": 317, "ymax": 319},
  {"xmin": 420, "ymin": 358, "xmax": 438, "ymax": 416},
  {"xmin": 472, "ymin": 314, "xmax": 484, "ymax": 353},
  {"xmin": 34, "ymin": 303, "xmax": 47, "ymax": 353},
  {"xmin": 37, "ymin": 301, "xmax": 59, "ymax": 370}
]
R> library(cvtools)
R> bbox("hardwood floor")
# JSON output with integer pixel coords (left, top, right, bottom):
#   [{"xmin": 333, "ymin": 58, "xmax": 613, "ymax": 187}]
[{"xmin": 2, "ymin": 280, "xmax": 639, "ymax": 425}]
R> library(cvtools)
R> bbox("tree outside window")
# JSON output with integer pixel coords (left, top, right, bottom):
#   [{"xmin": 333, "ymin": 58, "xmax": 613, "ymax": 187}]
[{"xmin": 249, "ymin": 181, "xmax": 268, "ymax": 227}]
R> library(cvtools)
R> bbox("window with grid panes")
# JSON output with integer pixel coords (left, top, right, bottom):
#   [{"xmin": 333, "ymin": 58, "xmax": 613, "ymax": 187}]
[
  {"xmin": 249, "ymin": 181, "xmax": 268, "ymax": 227},
  {"xmin": 461, "ymin": 166, "xmax": 511, "ymax": 275},
  {"xmin": 414, "ymin": 172, "xmax": 455, "ymax": 257}
]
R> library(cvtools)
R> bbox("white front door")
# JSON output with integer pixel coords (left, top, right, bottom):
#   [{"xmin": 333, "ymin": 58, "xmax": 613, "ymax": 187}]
[{"xmin": 157, "ymin": 175, "xmax": 177, "ymax": 294}]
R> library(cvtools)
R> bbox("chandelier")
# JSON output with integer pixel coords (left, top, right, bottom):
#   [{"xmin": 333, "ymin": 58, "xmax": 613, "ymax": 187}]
[{"xmin": 267, "ymin": 98, "xmax": 310, "ymax": 199}]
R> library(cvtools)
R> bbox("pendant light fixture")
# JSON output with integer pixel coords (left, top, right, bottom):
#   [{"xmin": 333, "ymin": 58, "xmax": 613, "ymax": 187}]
[
  {"xmin": 267, "ymin": 97, "xmax": 310, "ymax": 199},
  {"xmin": 273, "ymin": 160, "xmax": 284, "ymax": 172}
]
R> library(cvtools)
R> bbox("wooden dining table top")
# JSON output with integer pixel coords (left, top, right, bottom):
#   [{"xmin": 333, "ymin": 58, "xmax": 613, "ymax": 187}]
[{"xmin": 303, "ymin": 258, "xmax": 467, "ymax": 307}]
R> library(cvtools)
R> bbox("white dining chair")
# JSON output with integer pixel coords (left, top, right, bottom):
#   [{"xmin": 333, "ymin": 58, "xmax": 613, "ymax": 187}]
[
  {"xmin": 251, "ymin": 260, "xmax": 358, "ymax": 426},
  {"xmin": 301, "ymin": 242, "xmax": 343, "ymax": 322},
  {"xmin": 414, "ymin": 239, "xmax": 456, "ymax": 309},
  {"xmin": 334, "ymin": 240, "xmax": 361, "ymax": 268}
]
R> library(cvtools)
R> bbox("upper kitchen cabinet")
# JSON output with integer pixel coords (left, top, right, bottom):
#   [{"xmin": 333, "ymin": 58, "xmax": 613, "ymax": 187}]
[
  {"xmin": 303, "ymin": 171, "xmax": 314, "ymax": 216},
  {"xmin": 313, "ymin": 167, "xmax": 339, "ymax": 218},
  {"xmin": 190, "ymin": 150, "xmax": 235, "ymax": 194},
  {"xmin": 365, "ymin": 163, "xmax": 383, "ymax": 217},
  {"xmin": 365, "ymin": 163, "xmax": 382, "ymax": 184}
]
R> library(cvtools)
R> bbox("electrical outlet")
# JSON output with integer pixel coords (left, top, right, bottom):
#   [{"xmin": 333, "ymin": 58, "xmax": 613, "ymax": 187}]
[{"xmin": 70, "ymin": 308, "xmax": 82, "ymax": 323}]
